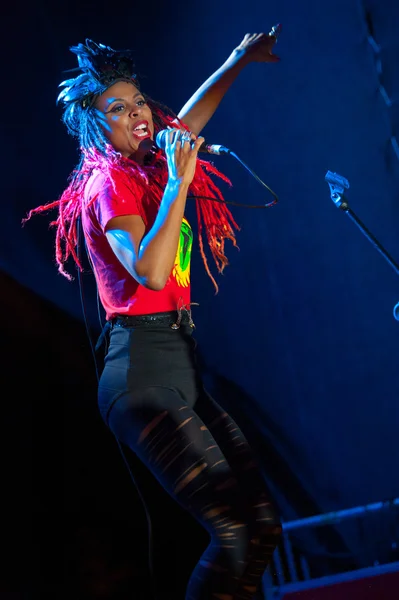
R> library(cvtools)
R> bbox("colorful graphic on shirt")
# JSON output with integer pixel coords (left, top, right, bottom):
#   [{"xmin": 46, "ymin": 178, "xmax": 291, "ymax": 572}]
[{"xmin": 173, "ymin": 217, "xmax": 193, "ymax": 287}]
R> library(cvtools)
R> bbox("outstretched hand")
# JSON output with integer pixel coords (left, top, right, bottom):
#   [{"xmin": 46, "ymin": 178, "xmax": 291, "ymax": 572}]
[{"xmin": 235, "ymin": 31, "xmax": 281, "ymax": 63}]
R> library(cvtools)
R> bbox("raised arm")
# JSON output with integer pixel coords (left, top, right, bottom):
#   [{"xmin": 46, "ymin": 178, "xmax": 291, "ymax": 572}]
[{"xmin": 178, "ymin": 32, "xmax": 281, "ymax": 135}]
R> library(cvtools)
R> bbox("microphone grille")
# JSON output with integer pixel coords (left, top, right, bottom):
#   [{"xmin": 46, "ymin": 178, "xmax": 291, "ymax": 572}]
[{"xmin": 155, "ymin": 129, "xmax": 167, "ymax": 150}]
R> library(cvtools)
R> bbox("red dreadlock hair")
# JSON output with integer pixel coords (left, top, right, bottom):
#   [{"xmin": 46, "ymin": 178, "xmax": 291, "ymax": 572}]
[
  {"xmin": 23, "ymin": 38, "xmax": 240, "ymax": 292},
  {"xmin": 23, "ymin": 105, "xmax": 240, "ymax": 293}
]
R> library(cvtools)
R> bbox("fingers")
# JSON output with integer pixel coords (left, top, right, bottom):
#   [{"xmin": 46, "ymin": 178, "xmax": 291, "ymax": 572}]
[
  {"xmin": 166, "ymin": 128, "xmax": 202, "ymax": 153},
  {"xmin": 164, "ymin": 128, "xmax": 188, "ymax": 152},
  {"xmin": 245, "ymin": 30, "xmax": 280, "ymax": 40},
  {"xmin": 164, "ymin": 129, "xmax": 204, "ymax": 176},
  {"xmin": 164, "ymin": 128, "xmax": 204, "ymax": 186},
  {"xmin": 241, "ymin": 31, "xmax": 279, "ymax": 46},
  {"xmin": 192, "ymin": 135, "xmax": 205, "ymax": 152},
  {"xmin": 173, "ymin": 130, "xmax": 193, "ymax": 155},
  {"xmin": 164, "ymin": 128, "xmax": 178, "ymax": 148},
  {"xmin": 179, "ymin": 134, "xmax": 205, "ymax": 158},
  {"xmin": 242, "ymin": 32, "xmax": 269, "ymax": 41},
  {"xmin": 180, "ymin": 131, "xmax": 195, "ymax": 151}
]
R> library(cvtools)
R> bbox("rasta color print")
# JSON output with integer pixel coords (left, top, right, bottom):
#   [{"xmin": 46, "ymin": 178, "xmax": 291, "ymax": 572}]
[{"xmin": 173, "ymin": 217, "xmax": 193, "ymax": 287}]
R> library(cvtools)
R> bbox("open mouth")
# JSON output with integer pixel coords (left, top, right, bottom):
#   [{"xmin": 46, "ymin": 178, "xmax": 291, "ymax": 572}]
[{"xmin": 132, "ymin": 120, "xmax": 151, "ymax": 139}]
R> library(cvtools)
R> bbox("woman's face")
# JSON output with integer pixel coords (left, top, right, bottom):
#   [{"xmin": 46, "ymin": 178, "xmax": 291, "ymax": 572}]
[{"xmin": 95, "ymin": 81, "xmax": 154, "ymax": 162}]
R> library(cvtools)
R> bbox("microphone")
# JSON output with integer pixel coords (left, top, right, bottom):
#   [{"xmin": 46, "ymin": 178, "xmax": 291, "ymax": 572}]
[{"xmin": 155, "ymin": 129, "xmax": 231, "ymax": 155}]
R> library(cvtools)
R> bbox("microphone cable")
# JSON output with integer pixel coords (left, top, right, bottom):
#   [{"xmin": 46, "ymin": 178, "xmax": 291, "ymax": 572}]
[
  {"xmin": 226, "ymin": 148, "xmax": 279, "ymax": 207},
  {"xmin": 189, "ymin": 147, "xmax": 279, "ymax": 207},
  {"xmin": 152, "ymin": 139, "xmax": 280, "ymax": 208},
  {"xmin": 76, "ymin": 217, "xmax": 158, "ymax": 600}
]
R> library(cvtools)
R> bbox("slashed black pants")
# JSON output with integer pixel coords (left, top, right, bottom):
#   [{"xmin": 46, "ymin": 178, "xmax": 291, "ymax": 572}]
[{"xmin": 98, "ymin": 312, "xmax": 281, "ymax": 599}]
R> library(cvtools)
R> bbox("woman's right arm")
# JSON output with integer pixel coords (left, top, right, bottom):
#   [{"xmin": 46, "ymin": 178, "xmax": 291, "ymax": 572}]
[{"xmin": 105, "ymin": 130, "xmax": 204, "ymax": 291}]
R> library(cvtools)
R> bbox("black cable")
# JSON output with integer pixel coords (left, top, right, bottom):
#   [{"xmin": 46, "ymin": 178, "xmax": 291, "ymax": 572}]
[
  {"xmin": 188, "ymin": 194, "xmax": 276, "ymax": 208},
  {"xmin": 155, "ymin": 146, "xmax": 279, "ymax": 208},
  {"xmin": 227, "ymin": 149, "xmax": 279, "ymax": 207},
  {"xmin": 113, "ymin": 437, "xmax": 157, "ymax": 595},
  {"xmin": 76, "ymin": 217, "xmax": 158, "ymax": 600},
  {"xmin": 76, "ymin": 219, "xmax": 100, "ymax": 383}
]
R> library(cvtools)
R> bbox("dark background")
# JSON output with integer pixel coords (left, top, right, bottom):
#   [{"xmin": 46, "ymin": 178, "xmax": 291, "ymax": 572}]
[{"xmin": 2, "ymin": 0, "xmax": 399, "ymax": 597}]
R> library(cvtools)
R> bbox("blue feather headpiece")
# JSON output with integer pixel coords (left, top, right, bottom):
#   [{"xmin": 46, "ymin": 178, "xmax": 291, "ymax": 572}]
[{"xmin": 57, "ymin": 39, "xmax": 139, "ymax": 108}]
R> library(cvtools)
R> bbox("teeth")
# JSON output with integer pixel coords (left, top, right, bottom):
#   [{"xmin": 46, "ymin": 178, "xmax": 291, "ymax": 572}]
[{"xmin": 134, "ymin": 123, "xmax": 147, "ymax": 130}]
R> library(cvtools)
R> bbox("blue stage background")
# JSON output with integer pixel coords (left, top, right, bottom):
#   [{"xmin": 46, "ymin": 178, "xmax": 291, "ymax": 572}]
[{"xmin": 3, "ymin": 0, "xmax": 399, "ymax": 594}]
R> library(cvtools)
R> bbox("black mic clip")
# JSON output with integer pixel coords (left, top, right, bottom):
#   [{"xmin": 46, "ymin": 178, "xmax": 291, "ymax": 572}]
[{"xmin": 325, "ymin": 170, "xmax": 350, "ymax": 209}]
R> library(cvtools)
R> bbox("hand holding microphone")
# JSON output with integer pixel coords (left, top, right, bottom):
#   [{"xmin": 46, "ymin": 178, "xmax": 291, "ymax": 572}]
[
  {"xmin": 156, "ymin": 129, "xmax": 230, "ymax": 155},
  {"xmin": 160, "ymin": 129, "xmax": 205, "ymax": 186}
]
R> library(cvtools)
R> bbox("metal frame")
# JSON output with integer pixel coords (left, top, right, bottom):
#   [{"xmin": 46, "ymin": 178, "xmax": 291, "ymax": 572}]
[{"xmin": 262, "ymin": 497, "xmax": 399, "ymax": 599}]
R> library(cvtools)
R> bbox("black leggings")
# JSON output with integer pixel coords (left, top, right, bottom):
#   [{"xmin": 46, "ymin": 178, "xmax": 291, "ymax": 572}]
[{"xmin": 98, "ymin": 313, "xmax": 281, "ymax": 600}]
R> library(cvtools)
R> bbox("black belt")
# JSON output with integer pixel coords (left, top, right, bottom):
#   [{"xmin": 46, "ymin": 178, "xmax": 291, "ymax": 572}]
[
  {"xmin": 96, "ymin": 308, "xmax": 198, "ymax": 351},
  {"xmin": 111, "ymin": 309, "xmax": 195, "ymax": 330}
]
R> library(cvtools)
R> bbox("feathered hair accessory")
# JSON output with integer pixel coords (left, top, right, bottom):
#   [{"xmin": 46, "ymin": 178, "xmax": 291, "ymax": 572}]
[{"xmin": 57, "ymin": 39, "xmax": 139, "ymax": 109}]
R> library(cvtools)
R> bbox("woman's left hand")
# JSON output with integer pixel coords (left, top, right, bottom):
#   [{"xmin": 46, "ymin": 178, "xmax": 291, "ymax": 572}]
[{"xmin": 234, "ymin": 32, "xmax": 281, "ymax": 64}]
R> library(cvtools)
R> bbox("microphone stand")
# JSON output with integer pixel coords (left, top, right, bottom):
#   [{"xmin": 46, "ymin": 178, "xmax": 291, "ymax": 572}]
[{"xmin": 325, "ymin": 171, "xmax": 399, "ymax": 319}]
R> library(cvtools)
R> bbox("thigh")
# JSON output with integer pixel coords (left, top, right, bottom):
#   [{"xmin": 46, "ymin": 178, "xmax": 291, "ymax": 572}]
[
  {"xmin": 107, "ymin": 385, "xmax": 249, "ymax": 533},
  {"xmin": 194, "ymin": 390, "xmax": 280, "ymax": 524}
]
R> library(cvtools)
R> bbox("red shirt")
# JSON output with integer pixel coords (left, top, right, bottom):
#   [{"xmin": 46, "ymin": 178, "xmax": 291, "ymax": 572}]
[{"xmin": 81, "ymin": 168, "xmax": 193, "ymax": 320}]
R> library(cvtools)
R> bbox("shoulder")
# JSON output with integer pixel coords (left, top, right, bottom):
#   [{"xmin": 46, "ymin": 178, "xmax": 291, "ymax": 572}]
[
  {"xmin": 86, "ymin": 168, "xmax": 112, "ymax": 194},
  {"xmin": 86, "ymin": 166, "xmax": 131, "ymax": 204},
  {"xmin": 84, "ymin": 168, "xmax": 108, "ymax": 201}
]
